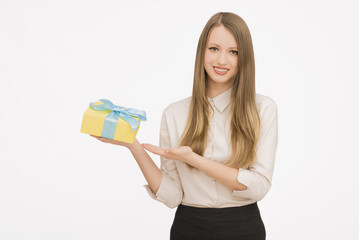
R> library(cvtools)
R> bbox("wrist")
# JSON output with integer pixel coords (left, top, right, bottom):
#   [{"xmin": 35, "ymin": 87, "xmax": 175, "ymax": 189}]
[
  {"xmin": 128, "ymin": 139, "xmax": 141, "ymax": 152},
  {"xmin": 185, "ymin": 151, "xmax": 197, "ymax": 165}
]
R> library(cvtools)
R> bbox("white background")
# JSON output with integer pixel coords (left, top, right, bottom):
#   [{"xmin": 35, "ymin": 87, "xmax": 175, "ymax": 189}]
[{"xmin": 1, "ymin": 0, "xmax": 358, "ymax": 239}]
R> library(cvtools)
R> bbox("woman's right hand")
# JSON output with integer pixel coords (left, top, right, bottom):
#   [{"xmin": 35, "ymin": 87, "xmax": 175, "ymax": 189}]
[{"xmin": 90, "ymin": 135, "xmax": 134, "ymax": 149}]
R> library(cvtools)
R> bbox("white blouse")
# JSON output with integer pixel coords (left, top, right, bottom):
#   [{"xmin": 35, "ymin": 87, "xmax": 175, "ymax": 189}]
[{"xmin": 144, "ymin": 87, "xmax": 278, "ymax": 208}]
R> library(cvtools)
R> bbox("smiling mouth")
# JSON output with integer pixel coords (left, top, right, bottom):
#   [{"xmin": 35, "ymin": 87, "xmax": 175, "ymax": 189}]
[{"xmin": 213, "ymin": 66, "xmax": 229, "ymax": 75}]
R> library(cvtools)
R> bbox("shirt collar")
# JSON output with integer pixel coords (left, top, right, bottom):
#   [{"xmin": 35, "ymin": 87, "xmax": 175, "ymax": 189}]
[{"xmin": 207, "ymin": 87, "xmax": 232, "ymax": 112}]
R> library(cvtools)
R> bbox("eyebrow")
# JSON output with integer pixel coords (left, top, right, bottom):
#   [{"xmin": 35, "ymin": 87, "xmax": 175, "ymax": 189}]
[{"xmin": 208, "ymin": 43, "xmax": 237, "ymax": 49}]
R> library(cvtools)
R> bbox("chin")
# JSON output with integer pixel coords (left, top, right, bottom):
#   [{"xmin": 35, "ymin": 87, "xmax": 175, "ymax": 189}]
[{"xmin": 212, "ymin": 75, "xmax": 234, "ymax": 83}]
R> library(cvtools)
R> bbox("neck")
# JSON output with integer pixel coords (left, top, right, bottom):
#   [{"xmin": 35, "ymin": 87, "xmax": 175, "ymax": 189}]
[{"xmin": 206, "ymin": 80, "xmax": 233, "ymax": 98}]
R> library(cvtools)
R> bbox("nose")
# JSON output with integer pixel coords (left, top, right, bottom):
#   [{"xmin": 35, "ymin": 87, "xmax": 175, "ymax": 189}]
[{"xmin": 217, "ymin": 51, "xmax": 227, "ymax": 65}]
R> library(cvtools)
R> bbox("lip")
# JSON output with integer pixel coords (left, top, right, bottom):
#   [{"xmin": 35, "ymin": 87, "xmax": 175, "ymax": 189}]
[{"xmin": 213, "ymin": 66, "xmax": 229, "ymax": 75}]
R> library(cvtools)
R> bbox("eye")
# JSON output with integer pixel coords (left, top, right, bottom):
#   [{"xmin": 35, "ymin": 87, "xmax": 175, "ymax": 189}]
[
  {"xmin": 208, "ymin": 47, "xmax": 219, "ymax": 52},
  {"xmin": 230, "ymin": 50, "xmax": 238, "ymax": 55}
]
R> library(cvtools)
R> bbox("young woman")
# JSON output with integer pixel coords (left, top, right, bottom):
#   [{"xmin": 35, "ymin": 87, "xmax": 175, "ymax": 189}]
[{"xmin": 93, "ymin": 12, "xmax": 278, "ymax": 240}]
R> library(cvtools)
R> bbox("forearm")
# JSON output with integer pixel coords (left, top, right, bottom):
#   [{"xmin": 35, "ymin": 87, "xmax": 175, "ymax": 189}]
[
  {"xmin": 128, "ymin": 139, "xmax": 162, "ymax": 194},
  {"xmin": 186, "ymin": 152, "xmax": 247, "ymax": 191}
]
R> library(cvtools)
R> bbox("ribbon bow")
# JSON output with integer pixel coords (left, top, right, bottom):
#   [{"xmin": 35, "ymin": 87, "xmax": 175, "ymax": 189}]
[{"xmin": 90, "ymin": 99, "xmax": 147, "ymax": 139}]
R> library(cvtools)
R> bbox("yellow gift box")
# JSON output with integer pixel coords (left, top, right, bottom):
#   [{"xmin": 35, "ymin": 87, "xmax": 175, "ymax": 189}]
[{"xmin": 80, "ymin": 99, "xmax": 147, "ymax": 143}]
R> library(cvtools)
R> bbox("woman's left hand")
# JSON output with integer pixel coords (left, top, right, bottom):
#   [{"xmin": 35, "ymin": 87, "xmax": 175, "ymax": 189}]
[{"xmin": 142, "ymin": 144, "xmax": 194, "ymax": 163}]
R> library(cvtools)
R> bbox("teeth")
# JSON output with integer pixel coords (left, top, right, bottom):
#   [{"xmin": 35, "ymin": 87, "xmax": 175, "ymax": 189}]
[{"xmin": 214, "ymin": 67, "xmax": 228, "ymax": 72}]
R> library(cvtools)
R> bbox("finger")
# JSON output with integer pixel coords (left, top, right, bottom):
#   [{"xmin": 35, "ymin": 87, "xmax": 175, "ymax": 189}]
[
  {"xmin": 142, "ymin": 143, "xmax": 167, "ymax": 155},
  {"xmin": 91, "ymin": 135, "xmax": 107, "ymax": 142},
  {"xmin": 142, "ymin": 143, "xmax": 160, "ymax": 152},
  {"xmin": 91, "ymin": 135, "xmax": 102, "ymax": 140}
]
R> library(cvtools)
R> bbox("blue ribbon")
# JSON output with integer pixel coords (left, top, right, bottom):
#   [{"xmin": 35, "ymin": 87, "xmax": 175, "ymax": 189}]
[{"xmin": 90, "ymin": 99, "xmax": 147, "ymax": 139}]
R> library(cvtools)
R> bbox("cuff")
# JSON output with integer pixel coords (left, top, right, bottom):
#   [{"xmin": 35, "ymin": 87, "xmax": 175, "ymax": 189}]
[
  {"xmin": 143, "ymin": 184, "xmax": 159, "ymax": 200},
  {"xmin": 143, "ymin": 171, "xmax": 172, "ymax": 203},
  {"xmin": 233, "ymin": 168, "xmax": 251, "ymax": 196}
]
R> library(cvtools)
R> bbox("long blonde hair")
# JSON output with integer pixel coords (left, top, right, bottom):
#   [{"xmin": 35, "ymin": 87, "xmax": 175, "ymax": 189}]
[{"xmin": 179, "ymin": 12, "xmax": 261, "ymax": 170}]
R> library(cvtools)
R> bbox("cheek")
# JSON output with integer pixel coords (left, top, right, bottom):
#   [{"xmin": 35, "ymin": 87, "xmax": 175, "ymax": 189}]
[
  {"xmin": 231, "ymin": 57, "xmax": 238, "ymax": 66},
  {"xmin": 204, "ymin": 51, "xmax": 216, "ymax": 65},
  {"xmin": 231, "ymin": 59, "xmax": 238, "ymax": 73},
  {"xmin": 204, "ymin": 53, "xmax": 213, "ymax": 71},
  {"xmin": 204, "ymin": 63, "xmax": 211, "ymax": 75}
]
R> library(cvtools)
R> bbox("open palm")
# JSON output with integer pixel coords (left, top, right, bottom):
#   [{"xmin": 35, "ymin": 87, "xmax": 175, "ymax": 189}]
[{"xmin": 142, "ymin": 144, "xmax": 194, "ymax": 163}]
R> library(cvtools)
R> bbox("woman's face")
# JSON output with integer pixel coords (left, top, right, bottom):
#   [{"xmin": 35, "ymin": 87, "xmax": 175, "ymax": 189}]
[{"xmin": 204, "ymin": 25, "xmax": 239, "ymax": 90}]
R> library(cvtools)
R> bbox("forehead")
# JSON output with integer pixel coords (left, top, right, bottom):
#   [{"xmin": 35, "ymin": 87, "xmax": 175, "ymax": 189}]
[{"xmin": 207, "ymin": 25, "xmax": 237, "ymax": 48}]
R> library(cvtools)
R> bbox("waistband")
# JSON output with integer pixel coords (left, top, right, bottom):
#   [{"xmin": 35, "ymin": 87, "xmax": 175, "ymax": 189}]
[{"xmin": 177, "ymin": 202, "xmax": 259, "ymax": 216}]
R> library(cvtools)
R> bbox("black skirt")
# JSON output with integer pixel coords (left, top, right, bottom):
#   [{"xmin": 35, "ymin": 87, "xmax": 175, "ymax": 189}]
[{"xmin": 170, "ymin": 202, "xmax": 266, "ymax": 240}]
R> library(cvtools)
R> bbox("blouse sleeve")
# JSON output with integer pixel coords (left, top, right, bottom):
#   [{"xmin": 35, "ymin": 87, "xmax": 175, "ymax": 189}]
[
  {"xmin": 143, "ymin": 110, "xmax": 184, "ymax": 208},
  {"xmin": 232, "ymin": 100, "xmax": 278, "ymax": 201}
]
